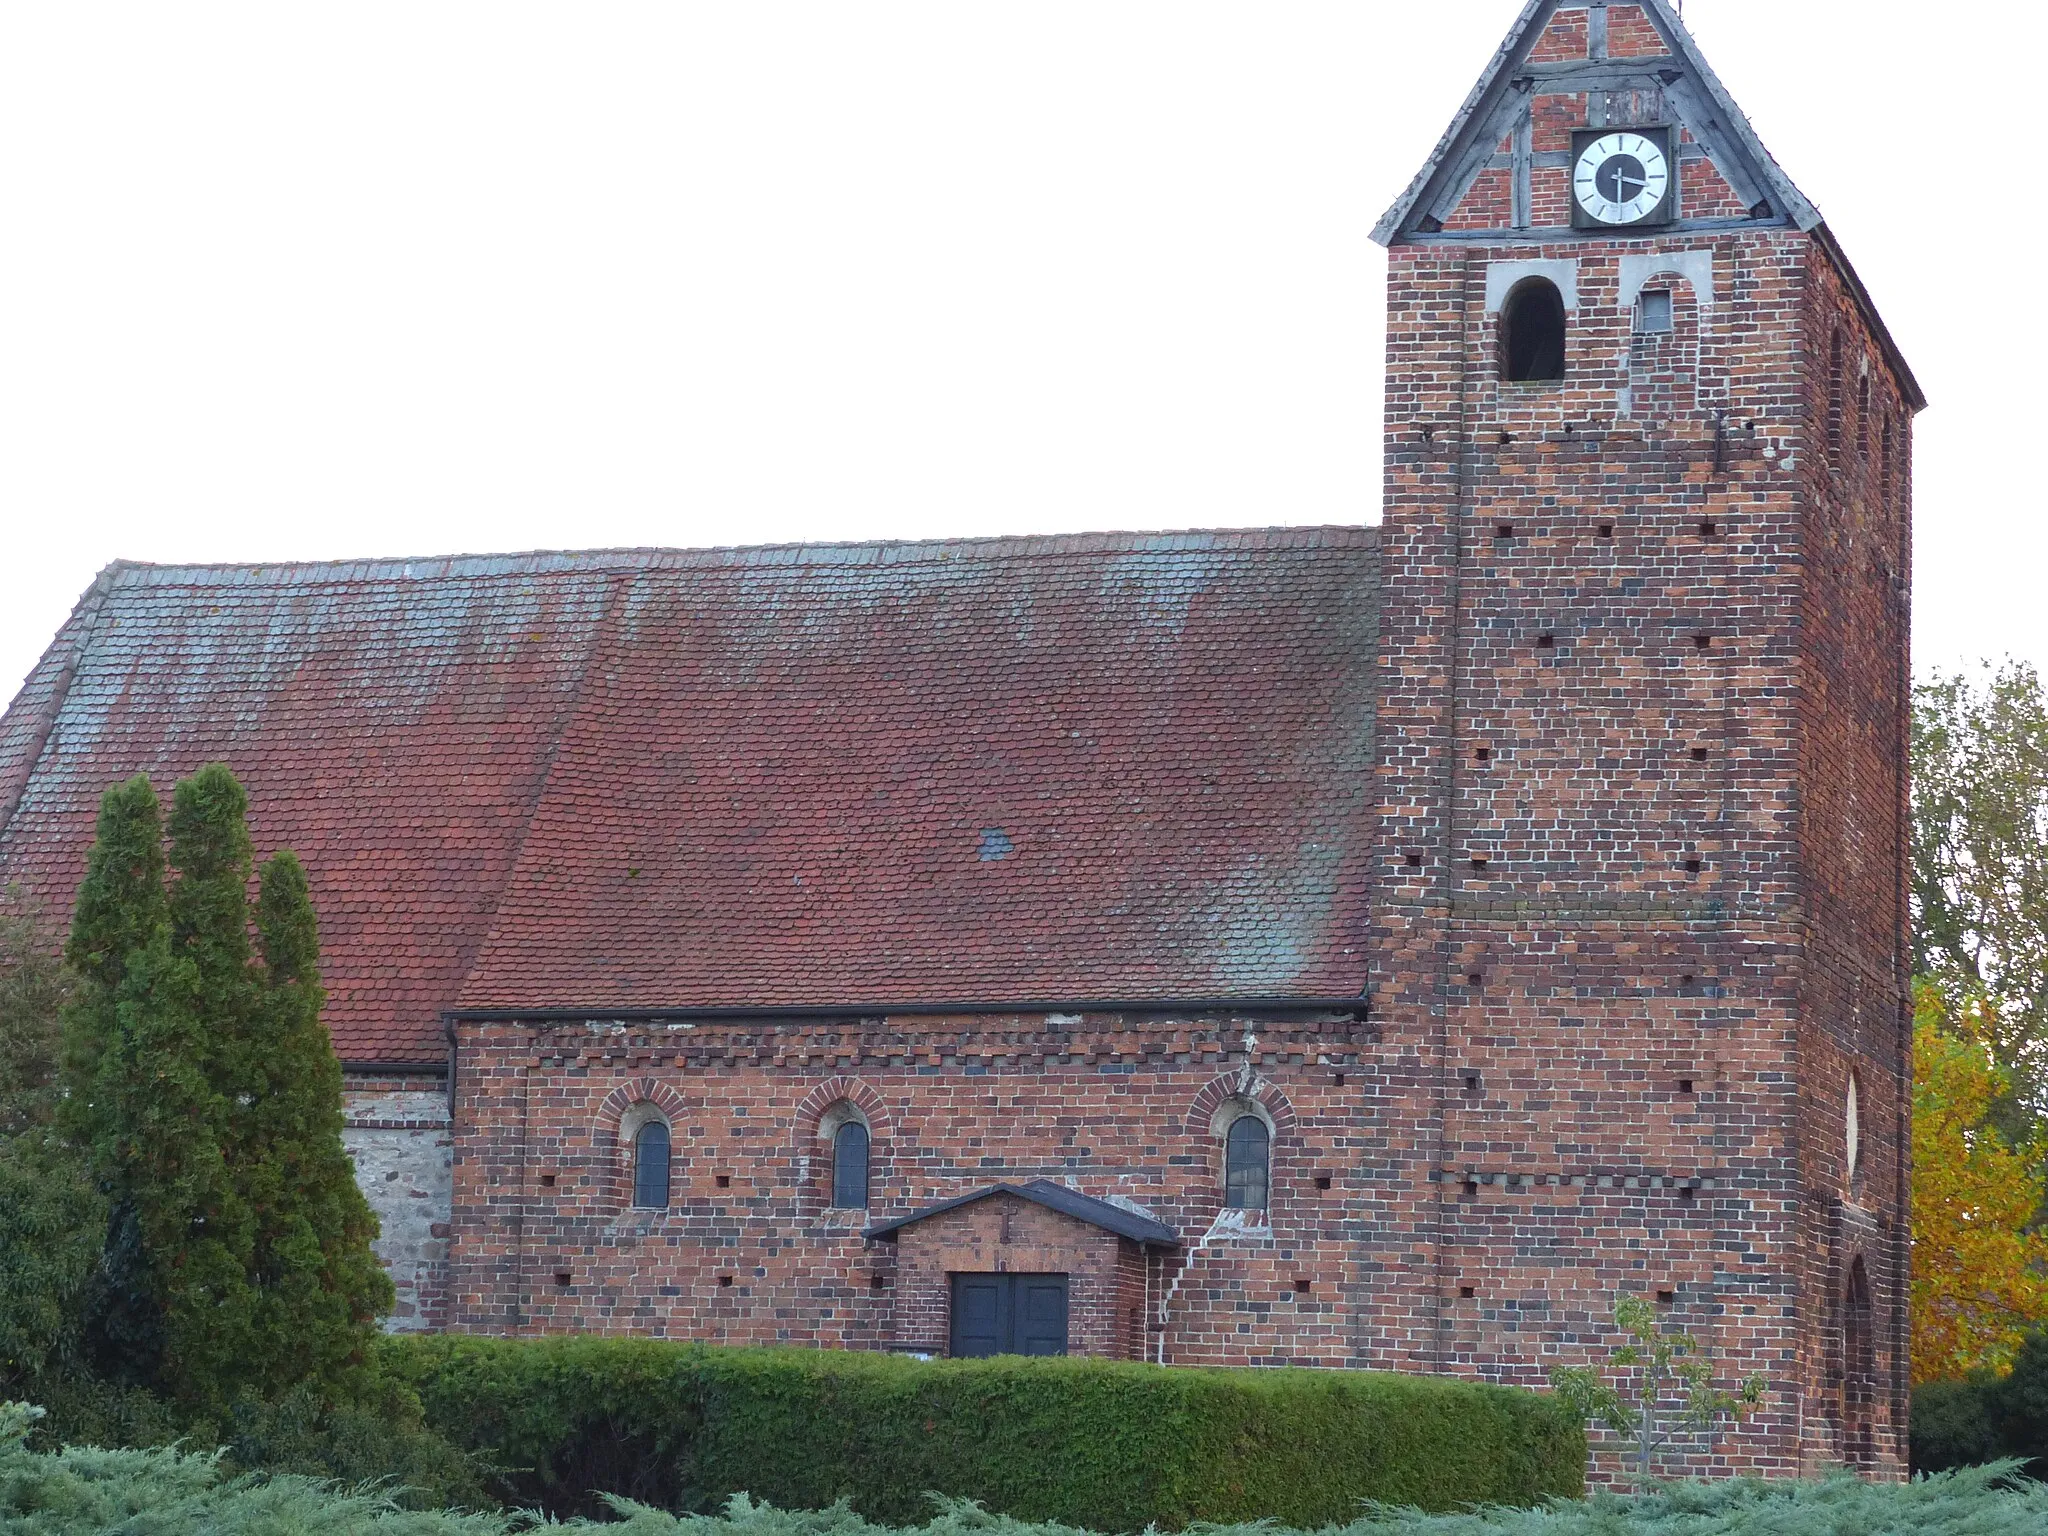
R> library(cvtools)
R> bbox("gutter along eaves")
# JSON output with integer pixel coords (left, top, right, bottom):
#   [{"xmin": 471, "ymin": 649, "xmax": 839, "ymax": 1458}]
[{"xmin": 444, "ymin": 997, "xmax": 1371, "ymax": 1024}]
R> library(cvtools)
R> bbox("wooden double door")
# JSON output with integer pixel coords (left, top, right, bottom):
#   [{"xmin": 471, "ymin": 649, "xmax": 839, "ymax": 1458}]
[{"xmin": 949, "ymin": 1272, "xmax": 1069, "ymax": 1357}]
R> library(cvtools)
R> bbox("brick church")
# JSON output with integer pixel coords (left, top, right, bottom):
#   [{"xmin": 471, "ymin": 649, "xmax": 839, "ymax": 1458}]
[{"xmin": 0, "ymin": 0, "xmax": 1916, "ymax": 1477}]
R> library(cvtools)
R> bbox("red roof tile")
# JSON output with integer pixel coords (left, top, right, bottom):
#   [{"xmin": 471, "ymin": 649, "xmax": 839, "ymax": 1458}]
[{"xmin": 0, "ymin": 531, "xmax": 1379, "ymax": 1062}]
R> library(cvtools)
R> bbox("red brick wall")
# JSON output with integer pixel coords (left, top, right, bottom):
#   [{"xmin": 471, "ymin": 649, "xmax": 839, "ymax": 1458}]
[
  {"xmin": 1365, "ymin": 0, "xmax": 1915, "ymax": 1478},
  {"xmin": 1788, "ymin": 239, "xmax": 1914, "ymax": 1473},
  {"xmin": 435, "ymin": 3, "xmax": 1913, "ymax": 1486},
  {"xmin": 886, "ymin": 1197, "xmax": 1143, "ymax": 1359},
  {"xmin": 446, "ymin": 1013, "xmax": 1368, "ymax": 1365},
  {"xmin": 1372, "ymin": 214, "xmax": 1909, "ymax": 1475}
]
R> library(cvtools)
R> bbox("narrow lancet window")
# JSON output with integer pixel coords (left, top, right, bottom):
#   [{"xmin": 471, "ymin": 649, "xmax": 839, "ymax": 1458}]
[
  {"xmin": 832, "ymin": 1120, "xmax": 870, "ymax": 1209},
  {"xmin": 1224, "ymin": 1114, "xmax": 1270, "ymax": 1210},
  {"xmin": 633, "ymin": 1120, "xmax": 672, "ymax": 1209}
]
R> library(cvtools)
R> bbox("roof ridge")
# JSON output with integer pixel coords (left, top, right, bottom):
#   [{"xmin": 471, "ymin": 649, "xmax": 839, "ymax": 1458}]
[{"xmin": 99, "ymin": 525, "xmax": 1381, "ymax": 588}]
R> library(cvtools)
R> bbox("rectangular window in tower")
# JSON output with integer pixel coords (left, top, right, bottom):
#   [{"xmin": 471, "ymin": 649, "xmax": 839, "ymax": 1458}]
[{"xmin": 1636, "ymin": 289, "xmax": 1673, "ymax": 334}]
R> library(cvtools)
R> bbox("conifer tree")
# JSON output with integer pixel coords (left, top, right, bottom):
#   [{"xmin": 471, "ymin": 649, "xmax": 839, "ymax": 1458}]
[
  {"xmin": 60, "ymin": 775, "xmax": 168, "ymax": 1144},
  {"xmin": 147, "ymin": 763, "xmax": 262, "ymax": 1405},
  {"xmin": 239, "ymin": 847, "xmax": 392, "ymax": 1395},
  {"xmin": 59, "ymin": 765, "xmax": 388, "ymax": 1409},
  {"xmin": 0, "ymin": 890, "xmax": 100, "ymax": 1392},
  {"xmin": 59, "ymin": 775, "xmax": 196, "ymax": 1385}
]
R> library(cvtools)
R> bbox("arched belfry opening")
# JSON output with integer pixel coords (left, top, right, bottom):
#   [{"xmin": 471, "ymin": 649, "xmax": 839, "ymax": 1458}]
[{"xmin": 1500, "ymin": 278, "xmax": 1567, "ymax": 382}]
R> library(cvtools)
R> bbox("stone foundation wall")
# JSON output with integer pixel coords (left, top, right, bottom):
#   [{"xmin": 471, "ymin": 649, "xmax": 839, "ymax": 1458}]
[{"xmin": 343, "ymin": 1079, "xmax": 453, "ymax": 1332}]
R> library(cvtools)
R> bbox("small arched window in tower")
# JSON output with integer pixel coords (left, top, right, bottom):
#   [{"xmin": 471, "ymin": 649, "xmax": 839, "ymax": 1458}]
[
  {"xmin": 832, "ymin": 1119, "xmax": 870, "ymax": 1209},
  {"xmin": 1500, "ymin": 278, "xmax": 1567, "ymax": 382},
  {"xmin": 1224, "ymin": 1113, "xmax": 1271, "ymax": 1210},
  {"xmin": 1827, "ymin": 329, "xmax": 1846, "ymax": 464},
  {"xmin": 633, "ymin": 1120, "xmax": 672, "ymax": 1209},
  {"xmin": 1857, "ymin": 375, "xmax": 1871, "ymax": 464}
]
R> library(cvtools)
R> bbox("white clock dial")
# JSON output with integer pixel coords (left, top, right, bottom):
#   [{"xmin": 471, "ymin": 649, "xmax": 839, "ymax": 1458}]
[{"xmin": 1573, "ymin": 132, "xmax": 1671, "ymax": 225}]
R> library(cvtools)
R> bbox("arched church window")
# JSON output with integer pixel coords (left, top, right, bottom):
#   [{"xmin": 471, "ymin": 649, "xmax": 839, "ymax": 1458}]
[
  {"xmin": 633, "ymin": 1119, "xmax": 672, "ymax": 1209},
  {"xmin": 832, "ymin": 1119, "xmax": 870, "ymax": 1209},
  {"xmin": 1224, "ymin": 1113, "xmax": 1270, "ymax": 1210},
  {"xmin": 1500, "ymin": 278, "xmax": 1567, "ymax": 382}
]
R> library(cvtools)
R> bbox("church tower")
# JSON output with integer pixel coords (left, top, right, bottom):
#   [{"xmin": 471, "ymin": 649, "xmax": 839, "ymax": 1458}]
[{"xmin": 1369, "ymin": 0, "xmax": 1920, "ymax": 1475}]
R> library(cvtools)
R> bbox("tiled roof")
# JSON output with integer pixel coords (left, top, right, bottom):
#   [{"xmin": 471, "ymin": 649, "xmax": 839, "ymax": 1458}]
[{"xmin": 0, "ymin": 530, "xmax": 1379, "ymax": 1063}]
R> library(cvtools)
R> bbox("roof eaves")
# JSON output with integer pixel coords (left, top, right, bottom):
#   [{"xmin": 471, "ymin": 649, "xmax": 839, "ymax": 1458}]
[
  {"xmin": 1633, "ymin": 0, "xmax": 1819, "ymax": 232},
  {"xmin": 1376, "ymin": 0, "xmax": 1814, "ymax": 249},
  {"xmin": 450, "ymin": 998, "xmax": 1370, "ymax": 1023},
  {"xmin": 864, "ymin": 1180, "xmax": 1179, "ymax": 1247},
  {"xmin": 1372, "ymin": 0, "xmax": 1555, "ymax": 247}
]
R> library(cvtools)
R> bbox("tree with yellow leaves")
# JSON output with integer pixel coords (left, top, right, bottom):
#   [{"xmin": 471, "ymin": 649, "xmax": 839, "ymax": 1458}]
[{"xmin": 1912, "ymin": 984, "xmax": 2048, "ymax": 1383}]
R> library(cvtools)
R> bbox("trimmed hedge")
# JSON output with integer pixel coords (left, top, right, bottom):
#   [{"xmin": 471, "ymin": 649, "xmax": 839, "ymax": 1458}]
[{"xmin": 381, "ymin": 1336, "xmax": 1585, "ymax": 1527}]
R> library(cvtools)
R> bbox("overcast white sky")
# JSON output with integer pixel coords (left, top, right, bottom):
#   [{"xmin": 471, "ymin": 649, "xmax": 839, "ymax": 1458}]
[{"xmin": 1, "ymin": 3, "xmax": 2037, "ymax": 706}]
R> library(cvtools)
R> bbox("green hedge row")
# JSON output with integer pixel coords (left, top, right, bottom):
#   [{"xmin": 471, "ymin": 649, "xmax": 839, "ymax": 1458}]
[{"xmin": 380, "ymin": 1336, "xmax": 1585, "ymax": 1528}]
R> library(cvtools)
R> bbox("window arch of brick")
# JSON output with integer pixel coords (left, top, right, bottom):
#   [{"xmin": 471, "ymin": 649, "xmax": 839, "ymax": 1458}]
[
  {"xmin": 595, "ymin": 1078, "xmax": 689, "ymax": 1209},
  {"xmin": 796, "ymin": 1077, "xmax": 892, "ymax": 1211},
  {"xmin": 1186, "ymin": 1073, "xmax": 1297, "ymax": 1140},
  {"xmin": 1187, "ymin": 1073, "xmax": 1296, "ymax": 1213}
]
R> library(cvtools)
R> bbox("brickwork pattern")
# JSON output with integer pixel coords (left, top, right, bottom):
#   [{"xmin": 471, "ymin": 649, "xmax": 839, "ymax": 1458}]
[
  {"xmin": 1370, "ymin": 0, "xmax": 1914, "ymax": 1474},
  {"xmin": 4, "ymin": 0, "xmax": 1920, "ymax": 1491},
  {"xmin": 446, "ymin": 1014, "xmax": 1366, "ymax": 1366},
  {"xmin": 886, "ymin": 1197, "xmax": 1149, "ymax": 1360}
]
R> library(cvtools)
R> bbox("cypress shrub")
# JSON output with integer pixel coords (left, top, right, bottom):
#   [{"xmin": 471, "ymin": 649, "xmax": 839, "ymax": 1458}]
[
  {"xmin": 57, "ymin": 766, "xmax": 391, "ymax": 1412},
  {"xmin": 384, "ymin": 1336, "xmax": 1585, "ymax": 1527},
  {"xmin": 237, "ymin": 847, "xmax": 393, "ymax": 1395},
  {"xmin": 61, "ymin": 773, "xmax": 231, "ymax": 1392},
  {"xmin": 0, "ymin": 889, "xmax": 101, "ymax": 1393}
]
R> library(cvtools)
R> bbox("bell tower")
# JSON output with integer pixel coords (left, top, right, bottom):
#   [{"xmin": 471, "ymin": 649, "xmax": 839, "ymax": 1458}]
[{"xmin": 1368, "ymin": 0, "xmax": 1921, "ymax": 1476}]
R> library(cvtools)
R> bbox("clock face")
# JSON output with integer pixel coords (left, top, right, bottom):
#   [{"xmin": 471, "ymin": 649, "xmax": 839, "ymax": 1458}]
[{"xmin": 1573, "ymin": 132, "xmax": 1672, "ymax": 226}]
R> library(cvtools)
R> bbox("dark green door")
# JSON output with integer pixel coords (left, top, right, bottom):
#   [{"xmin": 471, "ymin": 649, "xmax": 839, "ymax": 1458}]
[{"xmin": 949, "ymin": 1273, "xmax": 1069, "ymax": 1357}]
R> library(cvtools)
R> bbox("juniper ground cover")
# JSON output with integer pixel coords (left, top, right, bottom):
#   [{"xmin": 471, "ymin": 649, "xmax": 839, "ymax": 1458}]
[{"xmin": 6, "ymin": 1404, "xmax": 2048, "ymax": 1536}]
